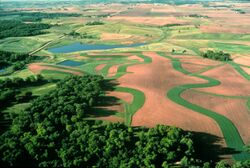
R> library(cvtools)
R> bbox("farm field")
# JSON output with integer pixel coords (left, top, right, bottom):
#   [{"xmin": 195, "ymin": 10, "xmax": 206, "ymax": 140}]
[{"xmin": 0, "ymin": 0, "xmax": 250, "ymax": 166}]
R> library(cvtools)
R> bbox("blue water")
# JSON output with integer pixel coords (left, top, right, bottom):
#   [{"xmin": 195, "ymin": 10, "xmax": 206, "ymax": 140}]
[
  {"xmin": 0, "ymin": 69, "xmax": 5, "ymax": 73},
  {"xmin": 57, "ymin": 60, "xmax": 83, "ymax": 67},
  {"xmin": 48, "ymin": 42, "xmax": 146, "ymax": 53}
]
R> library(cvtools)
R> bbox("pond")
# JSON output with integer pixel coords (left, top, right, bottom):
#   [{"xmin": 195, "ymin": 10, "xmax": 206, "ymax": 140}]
[
  {"xmin": 57, "ymin": 60, "xmax": 84, "ymax": 67},
  {"xmin": 0, "ymin": 69, "xmax": 5, "ymax": 73},
  {"xmin": 48, "ymin": 42, "xmax": 146, "ymax": 53}
]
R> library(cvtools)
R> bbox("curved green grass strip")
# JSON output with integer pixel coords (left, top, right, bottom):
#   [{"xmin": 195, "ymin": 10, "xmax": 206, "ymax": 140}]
[
  {"xmin": 136, "ymin": 53, "xmax": 153, "ymax": 63},
  {"xmin": 115, "ymin": 87, "xmax": 145, "ymax": 126},
  {"xmin": 108, "ymin": 53, "xmax": 152, "ymax": 79},
  {"xmin": 247, "ymin": 99, "xmax": 250, "ymax": 112},
  {"xmin": 158, "ymin": 52, "xmax": 250, "ymax": 161},
  {"xmin": 229, "ymin": 62, "xmax": 250, "ymax": 81}
]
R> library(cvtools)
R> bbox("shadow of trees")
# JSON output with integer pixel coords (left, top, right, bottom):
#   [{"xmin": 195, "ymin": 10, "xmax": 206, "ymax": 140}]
[
  {"xmin": 191, "ymin": 131, "xmax": 241, "ymax": 162},
  {"xmin": 88, "ymin": 79, "xmax": 121, "ymax": 118}
]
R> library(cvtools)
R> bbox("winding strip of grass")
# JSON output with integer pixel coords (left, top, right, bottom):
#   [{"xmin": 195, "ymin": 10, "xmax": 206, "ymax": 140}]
[
  {"xmin": 158, "ymin": 52, "xmax": 250, "ymax": 161},
  {"xmin": 115, "ymin": 87, "xmax": 145, "ymax": 126},
  {"xmin": 247, "ymin": 100, "xmax": 250, "ymax": 112},
  {"xmin": 229, "ymin": 62, "xmax": 250, "ymax": 81},
  {"xmin": 81, "ymin": 52, "xmax": 150, "ymax": 125}
]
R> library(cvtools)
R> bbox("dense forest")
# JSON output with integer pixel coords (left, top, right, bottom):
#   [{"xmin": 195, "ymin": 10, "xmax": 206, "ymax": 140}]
[
  {"xmin": 0, "ymin": 50, "xmax": 43, "ymax": 73},
  {"xmin": 0, "ymin": 11, "xmax": 81, "ymax": 22},
  {"xmin": 0, "ymin": 75, "xmax": 249, "ymax": 167},
  {"xmin": 201, "ymin": 50, "xmax": 231, "ymax": 61},
  {"xmin": 0, "ymin": 20, "xmax": 51, "ymax": 39}
]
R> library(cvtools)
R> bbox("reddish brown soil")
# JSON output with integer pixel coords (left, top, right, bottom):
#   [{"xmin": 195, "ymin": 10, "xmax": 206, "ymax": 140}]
[
  {"xmin": 128, "ymin": 55, "xmax": 144, "ymax": 62},
  {"xmin": 234, "ymin": 56, "xmax": 250, "ymax": 66},
  {"xmin": 107, "ymin": 16, "xmax": 189, "ymax": 26},
  {"xmin": 28, "ymin": 63, "xmax": 83, "ymax": 76},
  {"xmin": 197, "ymin": 64, "xmax": 250, "ymax": 96},
  {"xmin": 182, "ymin": 63, "xmax": 207, "ymax": 73},
  {"xmin": 182, "ymin": 90, "xmax": 250, "ymax": 144},
  {"xmin": 95, "ymin": 64, "xmax": 106, "ymax": 72},
  {"xmin": 101, "ymin": 33, "xmax": 132, "ymax": 41},
  {"xmin": 200, "ymin": 25, "xmax": 250, "ymax": 34},
  {"xmin": 115, "ymin": 52, "xmax": 224, "ymax": 142},
  {"xmin": 180, "ymin": 57, "xmax": 221, "ymax": 66},
  {"xmin": 107, "ymin": 64, "xmax": 121, "ymax": 78}
]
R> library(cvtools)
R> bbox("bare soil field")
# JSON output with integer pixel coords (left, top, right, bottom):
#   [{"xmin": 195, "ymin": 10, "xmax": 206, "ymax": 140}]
[
  {"xmin": 101, "ymin": 33, "xmax": 132, "ymax": 41},
  {"xmin": 182, "ymin": 63, "xmax": 207, "ymax": 73},
  {"xmin": 128, "ymin": 55, "xmax": 144, "ymax": 62},
  {"xmin": 179, "ymin": 57, "xmax": 221, "ymax": 66},
  {"xmin": 200, "ymin": 25, "xmax": 250, "ymax": 34},
  {"xmin": 107, "ymin": 16, "xmax": 189, "ymax": 26},
  {"xmin": 107, "ymin": 64, "xmax": 121, "ymax": 78},
  {"xmin": 28, "ymin": 63, "xmax": 83, "ymax": 76},
  {"xmin": 196, "ymin": 64, "xmax": 250, "ymax": 96},
  {"xmin": 182, "ymin": 90, "xmax": 250, "ymax": 144},
  {"xmin": 234, "ymin": 56, "xmax": 250, "ymax": 66},
  {"xmin": 114, "ymin": 52, "xmax": 223, "ymax": 140},
  {"xmin": 95, "ymin": 64, "xmax": 106, "ymax": 72}
]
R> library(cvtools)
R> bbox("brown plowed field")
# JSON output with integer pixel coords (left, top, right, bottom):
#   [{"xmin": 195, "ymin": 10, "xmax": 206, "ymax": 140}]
[
  {"xmin": 114, "ymin": 52, "xmax": 223, "ymax": 142},
  {"xmin": 28, "ymin": 63, "xmax": 83, "ymax": 76},
  {"xmin": 182, "ymin": 90, "xmax": 250, "ymax": 144},
  {"xmin": 197, "ymin": 64, "xmax": 250, "ymax": 96}
]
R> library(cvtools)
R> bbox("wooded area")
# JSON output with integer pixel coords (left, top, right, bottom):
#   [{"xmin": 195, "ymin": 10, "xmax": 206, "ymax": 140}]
[
  {"xmin": 0, "ymin": 50, "xmax": 43, "ymax": 72},
  {"xmin": 0, "ymin": 20, "xmax": 51, "ymax": 39},
  {"xmin": 201, "ymin": 50, "xmax": 231, "ymax": 61}
]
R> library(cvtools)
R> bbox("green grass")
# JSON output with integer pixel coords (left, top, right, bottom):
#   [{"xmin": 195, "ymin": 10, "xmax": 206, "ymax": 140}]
[
  {"xmin": 247, "ymin": 100, "xmax": 250, "ymax": 112},
  {"xmin": 209, "ymin": 42, "xmax": 250, "ymax": 54},
  {"xmin": 41, "ymin": 69, "xmax": 72, "ymax": 79},
  {"xmin": 158, "ymin": 52, "xmax": 250, "ymax": 161},
  {"xmin": 3, "ymin": 103, "xmax": 31, "ymax": 116},
  {"xmin": 229, "ymin": 62, "xmax": 250, "ymax": 81},
  {"xmin": 21, "ymin": 83, "xmax": 56, "ymax": 96},
  {"xmin": 115, "ymin": 87, "xmax": 145, "ymax": 126}
]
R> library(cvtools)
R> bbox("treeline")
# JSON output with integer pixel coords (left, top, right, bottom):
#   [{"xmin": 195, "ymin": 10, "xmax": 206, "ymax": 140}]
[
  {"xmin": 201, "ymin": 50, "xmax": 231, "ymax": 61},
  {"xmin": 66, "ymin": 31, "xmax": 96, "ymax": 39},
  {"xmin": 189, "ymin": 14, "xmax": 209, "ymax": 18},
  {"xmin": 0, "ymin": 20, "xmax": 51, "ymax": 39},
  {"xmin": 86, "ymin": 21, "xmax": 104, "ymax": 26},
  {"xmin": 0, "ymin": 11, "xmax": 81, "ymax": 22},
  {"xmin": 0, "ymin": 50, "xmax": 43, "ymax": 72}
]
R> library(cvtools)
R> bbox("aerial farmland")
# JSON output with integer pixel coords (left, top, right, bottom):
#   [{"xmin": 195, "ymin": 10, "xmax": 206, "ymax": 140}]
[{"xmin": 0, "ymin": 0, "xmax": 250, "ymax": 167}]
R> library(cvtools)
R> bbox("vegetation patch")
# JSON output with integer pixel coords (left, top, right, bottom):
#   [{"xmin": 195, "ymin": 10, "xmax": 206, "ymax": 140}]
[
  {"xmin": 201, "ymin": 50, "xmax": 231, "ymax": 62},
  {"xmin": 0, "ymin": 50, "xmax": 43, "ymax": 75},
  {"xmin": 0, "ymin": 20, "xmax": 51, "ymax": 39}
]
